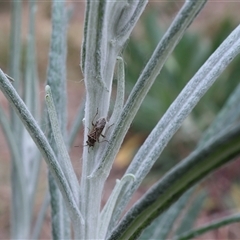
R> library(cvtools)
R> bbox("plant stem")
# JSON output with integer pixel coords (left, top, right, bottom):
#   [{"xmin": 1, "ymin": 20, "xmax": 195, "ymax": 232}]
[
  {"xmin": 0, "ymin": 69, "xmax": 84, "ymax": 228},
  {"xmin": 174, "ymin": 213, "xmax": 240, "ymax": 240},
  {"xmin": 108, "ymin": 124, "xmax": 240, "ymax": 240}
]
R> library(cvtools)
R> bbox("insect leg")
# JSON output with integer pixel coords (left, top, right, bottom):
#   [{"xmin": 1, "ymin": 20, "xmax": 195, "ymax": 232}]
[{"xmin": 92, "ymin": 108, "xmax": 99, "ymax": 126}]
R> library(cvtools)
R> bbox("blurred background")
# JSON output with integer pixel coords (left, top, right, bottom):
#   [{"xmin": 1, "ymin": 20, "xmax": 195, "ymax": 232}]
[{"xmin": 1, "ymin": 1, "xmax": 240, "ymax": 239}]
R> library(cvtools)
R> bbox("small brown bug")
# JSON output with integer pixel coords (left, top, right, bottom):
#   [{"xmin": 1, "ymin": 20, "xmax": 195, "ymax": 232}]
[{"xmin": 86, "ymin": 109, "xmax": 107, "ymax": 148}]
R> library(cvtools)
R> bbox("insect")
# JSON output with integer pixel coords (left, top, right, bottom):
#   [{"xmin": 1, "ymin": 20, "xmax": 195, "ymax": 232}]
[{"xmin": 86, "ymin": 109, "xmax": 107, "ymax": 148}]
